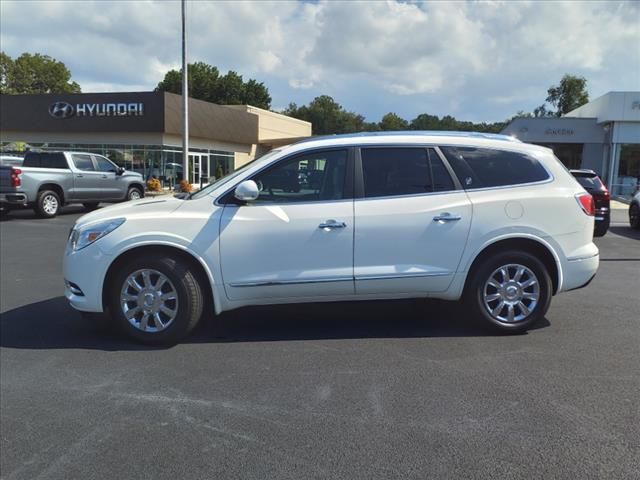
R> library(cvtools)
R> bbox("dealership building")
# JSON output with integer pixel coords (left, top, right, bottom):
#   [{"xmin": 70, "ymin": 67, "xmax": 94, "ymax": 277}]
[
  {"xmin": 501, "ymin": 91, "xmax": 640, "ymax": 198},
  {"xmin": 0, "ymin": 91, "xmax": 311, "ymax": 187}
]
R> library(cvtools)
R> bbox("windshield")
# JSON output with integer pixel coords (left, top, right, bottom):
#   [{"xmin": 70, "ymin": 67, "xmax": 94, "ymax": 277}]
[{"xmin": 190, "ymin": 149, "xmax": 282, "ymax": 199}]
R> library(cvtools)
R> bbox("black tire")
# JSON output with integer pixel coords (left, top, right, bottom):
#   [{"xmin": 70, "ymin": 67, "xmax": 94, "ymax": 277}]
[
  {"xmin": 594, "ymin": 223, "xmax": 608, "ymax": 237},
  {"xmin": 465, "ymin": 250, "xmax": 552, "ymax": 333},
  {"xmin": 34, "ymin": 190, "xmax": 61, "ymax": 218},
  {"xmin": 630, "ymin": 204, "xmax": 640, "ymax": 230},
  {"xmin": 127, "ymin": 186, "xmax": 144, "ymax": 201},
  {"xmin": 109, "ymin": 254, "xmax": 203, "ymax": 345},
  {"xmin": 83, "ymin": 202, "xmax": 100, "ymax": 212},
  {"xmin": 0, "ymin": 208, "xmax": 9, "ymax": 218}
]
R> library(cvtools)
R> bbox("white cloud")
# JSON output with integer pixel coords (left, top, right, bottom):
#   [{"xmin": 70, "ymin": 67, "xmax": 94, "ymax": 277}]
[{"xmin": 1, "ymin": 0, "xmax": 638, "ymax": 122}]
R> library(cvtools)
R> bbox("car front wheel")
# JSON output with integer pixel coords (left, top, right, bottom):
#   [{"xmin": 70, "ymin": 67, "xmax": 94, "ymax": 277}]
[
  {"xmin": 127, "ymin": 186, "xmax": 144, "ymax": 201},
  {"xmin": 109, "ymin": 254, "xmax": 204, "ymax": 345},
  {"xmin": 466, "ymin": 251, "xmax": 552, "ymax": 333}
]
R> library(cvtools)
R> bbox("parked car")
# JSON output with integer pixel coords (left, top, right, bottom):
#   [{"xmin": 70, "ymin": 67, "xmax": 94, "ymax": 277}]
[
  {"xmin": 570, "ymin": 169, "xmax": 610, "ymax": 237},
  {"xmin": 0, "ymin": 151, "xmax": 144, "ymax": 218},
  {"xmin": 630, "ymin": 190, "xmax": 640, "ymax": 230},
  {"xmin": 0, "ymin": 155, "xmax": 23, "ymax": 167},
  {"xmin": 63, "ymin": 132, "xmax": 599, "ymax": 345}
]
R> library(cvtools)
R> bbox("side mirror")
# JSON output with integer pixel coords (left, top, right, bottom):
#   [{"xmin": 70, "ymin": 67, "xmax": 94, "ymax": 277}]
[
  {"xmin": 234, "ymin": 180, "xmax": 259, "ymax": 202},
  {"xmin": 116, "ymin": 167, "xmax": 125, "ymax": 176}
]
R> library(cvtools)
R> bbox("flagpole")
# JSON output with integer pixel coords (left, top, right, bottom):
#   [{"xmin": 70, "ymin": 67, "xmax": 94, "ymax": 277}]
[{"xmin": 181, "ymin": 0, "xmax": 189, "ymax": 185}]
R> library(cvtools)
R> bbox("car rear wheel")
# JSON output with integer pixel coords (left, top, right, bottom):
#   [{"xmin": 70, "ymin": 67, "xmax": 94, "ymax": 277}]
[
  {"xmin": 594, "ymin": 223, "xmax": 608, "ymax": 237},
  {"xmin": 109, "ymin": 254, "xmax": 204, "ymax": 345},
  {"xmin": 465, "ymin": 251, "xmax": 552, "ymax": 333},
  {"xmin": 630, "ymin": 204, "xmax": 640, "ymax": 230},
  {"xmin": 35, "ymin": 190, "xmax": 61, "ymax": 218}
]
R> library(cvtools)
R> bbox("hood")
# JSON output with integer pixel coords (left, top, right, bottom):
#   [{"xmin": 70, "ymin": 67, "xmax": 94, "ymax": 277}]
[
  {"xmin": 122, "ymin": 170, "xmax": 143, "ymax": 179},
  {"xmin": 74, "ymin": 196, "xmax": 185, "ymax": 229}
]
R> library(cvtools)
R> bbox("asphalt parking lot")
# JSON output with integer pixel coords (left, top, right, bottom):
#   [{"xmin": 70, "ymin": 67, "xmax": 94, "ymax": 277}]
[{"xmin": 1, "ymin": 206, "xmax": 639, "ymax": 480}]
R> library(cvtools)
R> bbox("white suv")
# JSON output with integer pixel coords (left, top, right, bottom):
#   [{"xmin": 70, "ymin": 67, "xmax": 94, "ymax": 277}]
[{"xmin": 63, "ymin": 132, "xmax": 599, "ymax": 344}]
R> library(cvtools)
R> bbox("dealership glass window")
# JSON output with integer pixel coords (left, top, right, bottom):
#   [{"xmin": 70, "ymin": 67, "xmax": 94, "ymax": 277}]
[{"xmin": 612, "ymin": 144, "xmax": 640, "ymax": 197}]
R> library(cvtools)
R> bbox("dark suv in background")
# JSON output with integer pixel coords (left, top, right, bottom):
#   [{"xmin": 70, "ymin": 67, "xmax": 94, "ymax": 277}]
[{"xmin": 570, "ymin": 169, "xmax": 610, "ymax": 237}]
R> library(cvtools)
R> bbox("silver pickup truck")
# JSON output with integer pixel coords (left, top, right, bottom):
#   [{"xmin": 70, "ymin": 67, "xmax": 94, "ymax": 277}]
[{"xmin": 0, "ymin": 151, "xmax": 145, "ymax": 218}]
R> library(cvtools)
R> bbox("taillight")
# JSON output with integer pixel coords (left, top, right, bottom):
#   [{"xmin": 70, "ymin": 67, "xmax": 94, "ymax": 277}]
[
  {"xmin": 10, "ymin": 168, "xmax": 22, "ymax": 188},
  {"xmin": 576, "ymin": 192, "xmax": 595, "ymax": 216},
  {"xmin": 602, "ymin": 185, "xmax": 610, "ymax": 199}
]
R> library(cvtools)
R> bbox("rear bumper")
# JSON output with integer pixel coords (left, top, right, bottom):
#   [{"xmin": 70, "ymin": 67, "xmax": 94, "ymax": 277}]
[
  {"xmin": 0, "ymin": 192, "xmax": 28, "ymax": 206},
  {"xmin": 561, "ymin": 250, "xmax": 599, "ymax": 292}
]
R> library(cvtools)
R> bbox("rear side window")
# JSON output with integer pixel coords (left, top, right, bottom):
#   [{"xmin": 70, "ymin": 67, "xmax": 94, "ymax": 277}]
[
  {"xmin": 71, "ymin": 154, "xmax": 95, "ymax": 171},
  {"xmin": 22, "ymin": 152, "xmax": 68, "ymax": 169},
  {"xmin": 440, "ymin": 147, "xmax": 549, "ymax": 189},
  {"xmin": 361, "ymin": 147, "xmax": 454, "ymax": 198},
  {"xmin": 573, "ymin": 175, "xmax": 603, "ymax": 190}
]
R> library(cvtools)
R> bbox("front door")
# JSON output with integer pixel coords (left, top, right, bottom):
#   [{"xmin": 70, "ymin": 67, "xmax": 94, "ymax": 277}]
[
  {"xmin": 354, "ymin": 147, "xmax": 472, "ymax": 294},
  {"xmin": 92, "ymin": 155, "xmax": 123, "ymax": 200},
  {"xmin": 219, "ymin": 148, "xmax": 354, "ymax": 301},
  {"xmin": 70, "ymin": 153, "xmax": 103, "ymax": 200}
]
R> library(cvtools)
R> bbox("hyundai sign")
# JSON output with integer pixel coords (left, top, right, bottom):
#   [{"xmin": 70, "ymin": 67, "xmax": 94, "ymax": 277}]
[{"xmin": 48, "ymin": 101, "xmax": 144, "ymax": 119}]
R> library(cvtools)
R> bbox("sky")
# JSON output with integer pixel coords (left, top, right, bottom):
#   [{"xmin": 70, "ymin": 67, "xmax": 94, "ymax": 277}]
[{"xmin": 1, "ymin": 0, "xmax": 638, "ymax": 123}]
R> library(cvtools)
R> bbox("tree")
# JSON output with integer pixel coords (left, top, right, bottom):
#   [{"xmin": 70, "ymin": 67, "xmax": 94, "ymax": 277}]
[
  {"xmin": 156, "ymin": 62, "xmax": 271, "ymax": 109},
  {"xmin": 283, "ymin": 95, "xmax": 366, "ymax": 135},
  {"xmin": 0, "ymin": 52, "xmax": 13, "ymax": 93},
  {"xmin": 379, "ymin": 112, "xmax": 409, "ymax": 131},
  {"xmin": 546, "ymin": 74, "xmax": 589, "ymax": 117},
  {"xmin": 532, "ymin": 74, "xmax": 589, "ymax": 118},
  {"xmin": 0, "ymin": 52, "xmax": 80, "ymax": 94}
]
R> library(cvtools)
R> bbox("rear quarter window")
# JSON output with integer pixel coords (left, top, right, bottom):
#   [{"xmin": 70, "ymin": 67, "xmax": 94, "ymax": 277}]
[
  {"xmin": 440, "ymin": 146, "xmax": 549, "ymax": 189},
  {"xmin": 22, "ymin": 153, "xmax": 68, "ymax": 169}
]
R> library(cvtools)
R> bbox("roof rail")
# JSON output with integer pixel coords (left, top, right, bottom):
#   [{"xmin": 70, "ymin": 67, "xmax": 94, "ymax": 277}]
[{"xmin": 294, "ymin": 130, "xmax": 521, "ymax": 144}]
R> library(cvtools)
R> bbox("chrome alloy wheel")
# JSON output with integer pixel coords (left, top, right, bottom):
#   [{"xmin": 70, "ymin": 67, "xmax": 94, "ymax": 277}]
[
  {"xmin": 120, "ymin": 269, "xmax": 179, "ymax": 332},
  {"xmin": 129, "ymin": 189, "xmax": 141, "ymax": 200},
  {"xmin": 483, "ymin": 264, "xmax": 540, "ymax": 323},
  {"xmin": 42, "ymin": 194, "xmax": 59, "ymax": 215}
]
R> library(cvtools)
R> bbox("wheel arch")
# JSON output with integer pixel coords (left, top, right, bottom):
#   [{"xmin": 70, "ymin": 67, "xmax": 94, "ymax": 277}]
[
  {"xmin": 37, "ymin": 183, "xmax": 65, "ymax": 204},
  {"xmin": 102, "ymin": 243, "xmax": 219, "ymax": 315},
  {"xmin": 463, "ymin": 236, "xmax": 561, "ymax": 295}
]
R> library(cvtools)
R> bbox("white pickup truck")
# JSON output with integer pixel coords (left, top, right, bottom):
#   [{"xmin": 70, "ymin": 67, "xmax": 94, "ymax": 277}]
[{"xmin": 0, "ymin": 151, "xmax": 145, "ymax": 218}]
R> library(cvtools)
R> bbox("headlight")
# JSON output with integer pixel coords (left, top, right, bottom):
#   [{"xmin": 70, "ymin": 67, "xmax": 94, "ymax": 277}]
[{"xmin": 68, "ymin": 218, "xmax": 126, "ymax": 251}]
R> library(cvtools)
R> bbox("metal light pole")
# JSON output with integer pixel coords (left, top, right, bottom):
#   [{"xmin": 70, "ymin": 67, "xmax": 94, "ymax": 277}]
[{"xmin": 181, "ymin": 0, "xmax": 189, "ymax": 185}]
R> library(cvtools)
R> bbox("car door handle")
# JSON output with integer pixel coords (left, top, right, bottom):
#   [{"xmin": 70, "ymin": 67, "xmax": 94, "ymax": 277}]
[
  {"xmin": 76, "ymin": 174, "xmax": 83, "ymax": 178},
  {"xmin": 318, "ymin": 220, "xmax": 347, "ymax": 230},
  {"xmin": 433, "ymin": 213, "xmax": 462, "ymax": 222},
  {"xmin": 101, "ymin": 174, "xmax": 108, "ymax": 178}
]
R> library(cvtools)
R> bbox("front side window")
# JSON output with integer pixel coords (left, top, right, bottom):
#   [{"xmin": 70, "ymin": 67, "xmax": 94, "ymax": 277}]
[
  {"xmin": 361, "ymin": 147, "xmax": 454, "ymax": 198},
  {"xmin": 251, "ymin": 149, "xmax": 348, "ymax": 203},
  {"xmin": 71, "ymin": 154, "xmax": 95, "ymax": 171},
  {"xmin": 440, "ymin": 146, "xmax": 549, "ymax": 189},
  {"xmin": 94, "ymin": 156, "xmax": 117, "ymax": 172}
]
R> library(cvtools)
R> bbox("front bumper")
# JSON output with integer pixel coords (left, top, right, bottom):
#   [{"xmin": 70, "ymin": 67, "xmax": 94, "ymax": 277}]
[{"xmin": 63, "ymin": 243, "xmax": 113, "ymax": 313}]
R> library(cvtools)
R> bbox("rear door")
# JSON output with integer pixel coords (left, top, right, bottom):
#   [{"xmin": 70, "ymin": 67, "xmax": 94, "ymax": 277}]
[{"xmin": 354, "ymin": 146, "xmax": 472, "ymax": 294}]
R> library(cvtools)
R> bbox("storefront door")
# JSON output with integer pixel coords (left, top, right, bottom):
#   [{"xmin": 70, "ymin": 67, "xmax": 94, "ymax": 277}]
[{"xmin": 188, "ymin": 154, "xmax": 210, "ymax": 187}]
